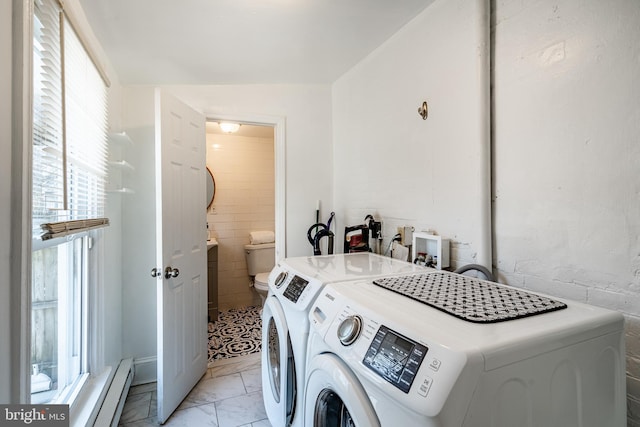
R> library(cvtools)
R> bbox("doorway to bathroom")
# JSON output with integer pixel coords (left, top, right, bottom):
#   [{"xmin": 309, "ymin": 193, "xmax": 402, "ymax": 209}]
[{"xmin": 205, "ymin": 118, "xmax": 282, "ymax": 362}]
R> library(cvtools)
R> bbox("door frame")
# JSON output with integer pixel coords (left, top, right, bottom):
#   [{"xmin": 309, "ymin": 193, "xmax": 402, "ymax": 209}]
[{"xmin": 204, "ymin": 112, "xmax": 286, "ymax": 261}]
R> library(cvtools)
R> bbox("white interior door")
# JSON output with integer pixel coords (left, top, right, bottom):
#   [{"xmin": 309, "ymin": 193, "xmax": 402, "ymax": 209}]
[{"xmin": 155, "ymin": 89, "xmax": 208, "ymax": 423}]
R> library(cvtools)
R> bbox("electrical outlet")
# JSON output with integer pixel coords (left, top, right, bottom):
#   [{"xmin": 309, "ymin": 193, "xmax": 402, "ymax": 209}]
[
  {"xmin": 404, "ymin": 226, "xmax": 414, "ymax": 247},
  {"xmin": 396, "ymin": 226, "xmax": 414, "ymax": 245}
]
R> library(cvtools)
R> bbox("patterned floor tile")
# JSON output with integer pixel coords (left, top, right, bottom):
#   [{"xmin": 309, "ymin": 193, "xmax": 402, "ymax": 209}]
[{"xmin": 209, "ymin": 306, "xmax": 262, "ymax": 362}]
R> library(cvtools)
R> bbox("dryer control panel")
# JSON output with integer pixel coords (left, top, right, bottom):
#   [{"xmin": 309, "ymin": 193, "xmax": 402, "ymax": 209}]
[{"xmin": 363, "ymin": 325, "xmax": 428, "ymax": 393}]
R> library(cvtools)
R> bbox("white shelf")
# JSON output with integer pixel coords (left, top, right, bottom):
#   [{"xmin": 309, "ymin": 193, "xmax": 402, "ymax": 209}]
[
  {"xmin": 108, "ymin": 131, "xmax": 133, "ymax": 146},
  {"xmin": 412, "ymin": 232, "xmax": 450, "ymax": 270},
  {"xmin": 107, "ymin": 187, "xmax": 135, "ymax": 194},
  {"xmin": 108, "ymin": 132, "xmax": 135, "ymax": 193},
  {"xmin": 108, "ymin": 160, "xmax": 135, "ymax": 172}
]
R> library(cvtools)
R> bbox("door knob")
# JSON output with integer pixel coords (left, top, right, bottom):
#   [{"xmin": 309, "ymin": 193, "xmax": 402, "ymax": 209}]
[
  {"xmin": 164, "ymin": 266, "xmax": 180, "ymax": 279},
  {"xmin": 151, "ymin": 267, "xmax": 162, "ymax": 278}
]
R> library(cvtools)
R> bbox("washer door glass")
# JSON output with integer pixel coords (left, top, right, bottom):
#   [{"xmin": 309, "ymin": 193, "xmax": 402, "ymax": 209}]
[
  {"xmin": 267, "ymin": 317, "xmax": 281, "ymax": 402},
  {"xmin": 314, "ymin": 388, "xmax": 355, "ymax": 427},
  {"xmin": 305, "ymin": 353, "xmax": 381, "ymax": 427},
  {"xmin": 285, "ymin": 337, "xmax": 297, "ymax": 424}
]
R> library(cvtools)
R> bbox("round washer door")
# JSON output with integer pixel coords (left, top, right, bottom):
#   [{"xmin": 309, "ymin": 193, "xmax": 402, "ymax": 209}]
[
  {"xmin": 305, "ymin": 353, "xmax": 381, "ymax": 427},
  {"xmin": 261, "ymin": 295, "xmax": 297, "ymax": 426}
]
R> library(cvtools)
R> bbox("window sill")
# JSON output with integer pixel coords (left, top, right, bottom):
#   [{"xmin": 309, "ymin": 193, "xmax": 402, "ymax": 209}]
[{"xmin": 69, "ymin": 367, "xmax": 113, "ymax": 427}]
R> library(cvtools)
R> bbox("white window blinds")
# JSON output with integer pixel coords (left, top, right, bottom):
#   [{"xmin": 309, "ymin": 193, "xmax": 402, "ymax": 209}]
[{"xmin": 33, "ymin": 0, "xmax": 108, "ymax": 240}]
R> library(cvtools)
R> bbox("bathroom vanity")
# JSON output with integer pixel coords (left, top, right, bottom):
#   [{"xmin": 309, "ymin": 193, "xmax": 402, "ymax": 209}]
[{"xmin": 207, "ymin": 239, "xmax": 219, "ymax": 322}]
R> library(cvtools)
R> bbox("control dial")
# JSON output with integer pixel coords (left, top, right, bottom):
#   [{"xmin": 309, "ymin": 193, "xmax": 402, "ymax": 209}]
[
  {"xmin": 274, "ymin": 271, "xmax": 288, "ymax": 288},
  {"xmin": 337, "ymin": 315, "xmax": 362, "ymax": 346}
]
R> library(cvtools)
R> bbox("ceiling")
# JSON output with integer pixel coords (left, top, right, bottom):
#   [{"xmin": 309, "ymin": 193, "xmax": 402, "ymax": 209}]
[{"xmin": 79, "ymin": 0, "xmax": 434, "ymax": 85}]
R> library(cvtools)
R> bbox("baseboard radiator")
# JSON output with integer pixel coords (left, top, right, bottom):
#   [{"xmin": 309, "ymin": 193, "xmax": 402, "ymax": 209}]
[{"xmin": 94, "ymin": 358, "xmax": 134, "ymax": 427}]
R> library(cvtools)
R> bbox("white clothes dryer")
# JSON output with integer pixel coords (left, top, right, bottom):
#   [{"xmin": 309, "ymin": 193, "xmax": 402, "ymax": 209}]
[
  {"xmin": 261, "ymin": 253, "xmax": 429, "ymax": 427},
  {"xmin": 305, "ymin": 273, "xmax": 626, "ymax": 427}
]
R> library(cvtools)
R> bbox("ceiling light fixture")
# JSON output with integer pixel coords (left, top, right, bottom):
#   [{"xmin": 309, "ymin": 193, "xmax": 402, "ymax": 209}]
[{"xmin": 219, "ymin": 122, "xmax": 241, "ymax": 133}]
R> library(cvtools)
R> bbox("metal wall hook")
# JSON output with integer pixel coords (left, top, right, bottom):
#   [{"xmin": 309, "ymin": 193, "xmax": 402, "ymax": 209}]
[{"xmin": 418, "ymin": 101, "xmax": 428, "ymax": 120}]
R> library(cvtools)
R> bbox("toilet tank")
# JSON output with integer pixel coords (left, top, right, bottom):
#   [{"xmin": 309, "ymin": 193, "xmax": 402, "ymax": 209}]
[{"xmin": 244, "ymin": 243, "xmax": 276, "ymax": 276}]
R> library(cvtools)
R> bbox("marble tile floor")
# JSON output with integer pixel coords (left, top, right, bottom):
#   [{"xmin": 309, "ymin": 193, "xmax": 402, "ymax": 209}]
[{"xmin": 118, "ymin": 353, "xmax": 272, "ymax": 427}]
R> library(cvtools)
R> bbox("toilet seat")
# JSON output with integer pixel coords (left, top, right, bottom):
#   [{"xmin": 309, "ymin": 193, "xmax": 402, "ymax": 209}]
[{"xmin": 255, "ymin": 272, "xmax": 270, "ymax": 291}]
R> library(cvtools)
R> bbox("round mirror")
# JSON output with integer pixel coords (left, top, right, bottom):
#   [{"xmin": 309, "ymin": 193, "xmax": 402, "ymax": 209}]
[{"xmin": 206, "ymin": 167, "xmax": 215, "ymax": 209}]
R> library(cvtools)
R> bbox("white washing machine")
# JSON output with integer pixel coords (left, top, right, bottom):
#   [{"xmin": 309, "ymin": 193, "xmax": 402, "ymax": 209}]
[
  {"xmin": 261, "ymin": 253, "xmax": 430, "ymax": 427},
  {"xmin": 305, "ymin": 271, "xmax": 627, "ymax": 427}
]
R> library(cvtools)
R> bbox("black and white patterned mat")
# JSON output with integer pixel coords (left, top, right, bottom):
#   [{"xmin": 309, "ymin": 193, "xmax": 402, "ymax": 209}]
[
  {"xmin": 208, "ymin": 306, "xmax": 262, "ymax": 362},
  {"xmin": 373, "ymin": 272, "xmax": 567, "ymax": 323}
]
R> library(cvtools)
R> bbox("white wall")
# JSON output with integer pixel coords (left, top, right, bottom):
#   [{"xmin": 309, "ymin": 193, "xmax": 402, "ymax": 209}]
[
  {"xmin": 101, "ymin": 85, "xmax": 124, "ymax": 372},
  {"xmin": 332, "ymin": 0, "xmax": 490, "ymax": 266},
  {"xmin": 164, "ymin": 85, "xmax": 333, "ymax": 258},
  {"xmin": 492, "ymin": 0, "xmax": 640, "ymax": 422},
  {"xmin": 333, "ymin": 0, "xmax": 639, "ymax": 423},
  {"xmin": 119, "ymin": 87, "xmax": 158, "ymax": 384}
]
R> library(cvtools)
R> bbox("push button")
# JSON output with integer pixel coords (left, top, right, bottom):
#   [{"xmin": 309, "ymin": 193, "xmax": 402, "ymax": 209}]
[
  {"xmin": 417, "ymin": 377, "xmax": 433, "ymax": 397},
  {"xmin": 429, "ymin": 358, "xmax": 441, "ymax": 372}
]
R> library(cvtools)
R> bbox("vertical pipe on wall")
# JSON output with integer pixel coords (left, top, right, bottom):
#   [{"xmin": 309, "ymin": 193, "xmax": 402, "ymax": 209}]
[{"xmin": 475, "ymin": 0, "xmax": 492, "ymax": 271}]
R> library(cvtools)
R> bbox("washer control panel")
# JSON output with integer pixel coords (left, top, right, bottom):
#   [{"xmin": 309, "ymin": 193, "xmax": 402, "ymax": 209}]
[
  {"xmin": 282, "ymin": 275, "xmax": 309, "ymax": 303},
  {"xmin": 363, "ymin": 325, "xmax": 428, "ymax": 393}
]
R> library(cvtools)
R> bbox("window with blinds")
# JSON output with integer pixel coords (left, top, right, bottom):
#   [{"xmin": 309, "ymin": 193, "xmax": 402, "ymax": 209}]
[
  {"xmin": 32, "ymin": 0, "xmax": 108, "ymax": 240},
  {"xmin": 31, "ymin": 0, "xmax": 110, "ymax": 405}
]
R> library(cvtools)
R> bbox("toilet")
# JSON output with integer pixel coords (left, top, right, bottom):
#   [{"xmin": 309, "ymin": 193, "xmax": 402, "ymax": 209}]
[{"xmin": 244, "ymin": 242, "xmax": 275, "ymax": 306}]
